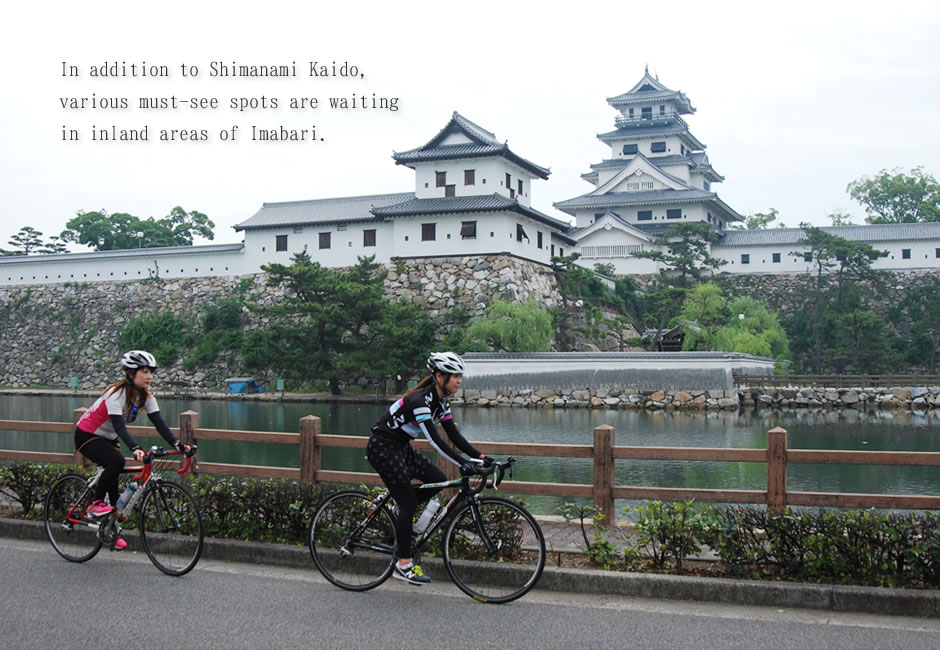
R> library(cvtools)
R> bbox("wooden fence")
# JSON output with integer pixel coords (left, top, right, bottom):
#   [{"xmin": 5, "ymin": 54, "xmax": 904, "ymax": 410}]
[
  {"xmin": 2, "ymin": 409, "xmax": 940, "ymax": 521},
  {"xmin": 735, "ymin": 373, "xmax": 940, "ymax": 388}
]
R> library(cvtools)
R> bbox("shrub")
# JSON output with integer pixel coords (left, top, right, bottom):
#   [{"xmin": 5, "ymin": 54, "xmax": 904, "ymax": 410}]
[{"xmin": 0, "ymin": 462, "xmax": 75, "ymax": 519}]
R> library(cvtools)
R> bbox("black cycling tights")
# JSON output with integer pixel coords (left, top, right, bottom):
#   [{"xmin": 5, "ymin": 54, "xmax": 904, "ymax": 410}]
[
  {"xmin": 387, "ymin": 463, "xmax": 446, "ymax": 559},
  {"xmin": 74, "ymin": 429, "xmax": 125, "ymax": 505}
]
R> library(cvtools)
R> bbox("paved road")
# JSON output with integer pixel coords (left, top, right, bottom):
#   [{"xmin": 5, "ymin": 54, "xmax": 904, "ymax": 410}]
[{"xmin": 3, "ymin": 538, "xmax": 939, "ymax": 649}]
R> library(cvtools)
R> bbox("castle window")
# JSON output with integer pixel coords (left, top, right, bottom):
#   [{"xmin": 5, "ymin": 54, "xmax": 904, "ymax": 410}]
[
  {"xmin": 637, "ymin": 210, "xmax": 652, "ymax": 221},
  {"xmin": 804, "ymin": 252, "xmax": 813, "ymax": 262},
  {"xmin": 464, "ymin": 169, "xmax": 475, "ymax": 185},
  {"xmin": 626, "ymin": 182, "xmax": 640, "ymax": 190},
  {"xmin": 641, "ymin": 181, "xmax": 655, "ymax": 189},
  {"xmin": 666, "ymin": 209, "xmax": 681, "ymax": 219},
  {"xmin": 741, "ymin": 254, "xmax": 750, "ymax": 265},
  {"xmin": 936, "ymin": 248, "xmax": 940, "ymax": 258},
  {"xmin": 641, "ymin": 107, "xmax": 652, "ymax": 120},
  {"xmin": 660, "ymin": 105, "xmax": 665, "ymax": 116},
  {"xmin": 436, "ymin": 171, "xmax": 446, "ymax": 187},
  {"xmin": 460, "ymin": 221, "xmax": 476, "ymax": 240},
  {"xmin": 516, "ymin": 224, "xmax": 529, "ymax": 242},
  {"xmin": 276, "ymin": 235, "xmax": 288, "ymax": 252},
  {"xmin": 518, "ymin": 179, "xmax": 523, "ymax": 196},
  {"xmin": 772, "ymin": 253, "xmax": 781, "ymax": 263},
  {"xmin": 628, "ymin": 108, "xmax": 634, "ymax": 119},
  {"xmin": 537, "ymin": 232, "xmax": 543, "ymax": 249},
  {"xmin": 422, "ymin": 223, "xmax": 436, "ymax": 241},
  {"xmin": 651, "ymin": 141, "xmax": 666, "ymax": 153},
  {"xmin": 623, "ymin": 144, "xmax": 637, "ymax": 155},
  {"xmin": 363, "ymin": 229, "xmax": 376, "ymax": 247},
  {"xmin": 902, "ymin": 248, "xmax": 911, "ymax": 259},
  {"xmin": 445, "ymin": 184, "xmax": 456, "ymax": 198},
  {"xmin": 505, "ymin": 173, "xmax": 511, "ymax": 189},
  {"xmin": 319, "ymin": 232, "xmax": 331, "ymax": 249}
]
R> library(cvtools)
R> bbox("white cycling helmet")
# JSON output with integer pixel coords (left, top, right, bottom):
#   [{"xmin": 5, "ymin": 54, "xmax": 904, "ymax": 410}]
[
  {"xmin": 427, "ymin": 351, "xmax": 465, "ymax": 375},
  {"xmin": 121, "ymin": 350, "xmax": 157, "ymax": 370}
]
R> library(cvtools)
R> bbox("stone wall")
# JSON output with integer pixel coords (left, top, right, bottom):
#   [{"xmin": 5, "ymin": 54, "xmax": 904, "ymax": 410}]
[{"xmin": 0, "ymin": 254, "xmax": 566, "ymax": 390}]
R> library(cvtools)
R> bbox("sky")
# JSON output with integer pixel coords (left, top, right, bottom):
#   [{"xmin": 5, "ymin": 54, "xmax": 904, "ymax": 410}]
[{"xmin": 2, "ymin": 0, "xmax": 939, "ymax": 251}]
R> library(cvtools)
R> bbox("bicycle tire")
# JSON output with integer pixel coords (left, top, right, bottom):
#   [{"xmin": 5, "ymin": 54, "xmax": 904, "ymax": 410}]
[
  {"xmin": 309, "ymin": 490, "xmax": 397, "ymax": 591},
  {"xmin": 443, "ymin": 496, "xmax": 546, "ymax": 604},
  {"xmin": 43, "ymin": 473, "xmax": 102, "ymax": 563},
  {"xmin": 138, "ymin": 480, "xmax": 204, "ymax": 576}
]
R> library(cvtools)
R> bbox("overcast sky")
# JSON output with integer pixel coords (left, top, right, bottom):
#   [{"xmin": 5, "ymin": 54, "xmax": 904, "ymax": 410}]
[{"xmin": 2, "ymin": 0, "xmax": 938, "ymax": 251}]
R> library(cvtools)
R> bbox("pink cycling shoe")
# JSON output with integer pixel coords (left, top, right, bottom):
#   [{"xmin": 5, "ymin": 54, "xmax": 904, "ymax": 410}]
[
  {"xmin": 87, "ymin": 500, "xmax": 114, "ymax": 517},
  {"xmin": 114, "ymin": 538, "xmax": 127, "ymax": 551}
]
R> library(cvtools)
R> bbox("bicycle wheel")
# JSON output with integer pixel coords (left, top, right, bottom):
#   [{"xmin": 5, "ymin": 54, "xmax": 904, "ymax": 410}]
[
  {"xmin": 309, "ymin": 490, "xmax": 397, "ymax": 591},
  {"xmin": 138, "ymin": 480, "xmax": 204, "ymax": 576},
  {"xmin": 43, "ymin": 473, "xmax": 102, "ymax": 563},
  {"xmin": 443, "ymin": 497, "xmax": 546, "ymax": 604}
]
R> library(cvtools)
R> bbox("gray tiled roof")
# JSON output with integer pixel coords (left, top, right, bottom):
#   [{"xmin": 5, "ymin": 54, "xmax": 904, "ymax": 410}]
[
  {"xmin": 392, "ymin": 112, "xmax": 550, "ymax": 179},
  {"xmin": 0, "ymin": 243, "xmax": 245, "ymax": 265},
  {"xmin": 235, "ymin": 193, "xmax": 414, "ymax": 231},
  {"xmin": 555, "ymin": 188, "xmax": 715, "ymax": 210},
  {"xmin": 715, "ymin": 223, "xmax": 940, "ymax": 247},
  {"xmin": 372, "ymin": 193, "xmax": 573, "ymax": 231}
]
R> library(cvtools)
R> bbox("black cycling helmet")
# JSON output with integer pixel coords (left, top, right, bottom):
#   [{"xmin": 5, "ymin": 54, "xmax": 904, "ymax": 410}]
[
  {"xmin": 121, "ymin": 350, "xmax": 157, "ymax": 370},
  {"xmin": 427, "ymin": 351, "xmax": 465, "ymax": 375}
]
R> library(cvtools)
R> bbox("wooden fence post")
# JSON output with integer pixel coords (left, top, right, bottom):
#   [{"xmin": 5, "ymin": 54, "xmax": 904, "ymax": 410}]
[
  {"xmin": 767, "ymin": 427, "xmax": 788, "ymax": 513},
  {"xmin": 300, "ymin": 415, "xmax": 321, "ymax": 484},
  {"xmin": 593, "ymin": 425, "xmax": 615, "ymax": 523},
  {"xmin": 72, "ymin": 408, "xmax": 92, "ymax": 467},
  {"xmin": 179, "ymin": 411, "xmax": 199, "ymax": 479}
]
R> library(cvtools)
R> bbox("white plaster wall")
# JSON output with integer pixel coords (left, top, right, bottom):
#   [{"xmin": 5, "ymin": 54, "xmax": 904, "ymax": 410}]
[
  {"xmin": 713, "ymin": 242, "xmax": 940, "ymax": 274},
  {"xmin": 388, "ymin": 212, "xmax": 554, "ymax": 264},
  {"xmin": 413, "ymin": 159, "xmax": 532, "ymax": 205}
]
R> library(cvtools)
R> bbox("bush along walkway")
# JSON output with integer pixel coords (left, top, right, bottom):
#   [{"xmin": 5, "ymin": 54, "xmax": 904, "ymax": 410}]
[{"xmin": 2, "ymin": 462, "xmax": 939, "ymax": 616}]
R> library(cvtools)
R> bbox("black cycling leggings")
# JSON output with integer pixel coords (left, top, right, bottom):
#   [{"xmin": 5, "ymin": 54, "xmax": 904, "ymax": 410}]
[
  {"xmin": 367, "ymin": 435, "xmax": 445, "ymax": 559},
  {"xmin": 75, "ymin": 429, "xmax": 125, "ymax": 505}
]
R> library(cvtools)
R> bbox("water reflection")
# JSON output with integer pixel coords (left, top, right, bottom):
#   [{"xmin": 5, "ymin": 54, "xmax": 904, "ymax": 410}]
[{"xmin": 2, "ymin": 395, "xmax": 938, "ymax": 515}]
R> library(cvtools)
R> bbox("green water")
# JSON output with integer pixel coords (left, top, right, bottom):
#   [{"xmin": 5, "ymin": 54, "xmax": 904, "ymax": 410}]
[{"xmin": 2, "ymin": 395, "xmax": 939, "ymax": 514}]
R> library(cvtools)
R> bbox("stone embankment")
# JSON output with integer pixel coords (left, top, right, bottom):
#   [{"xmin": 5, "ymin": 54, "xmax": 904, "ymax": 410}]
[
  {"xmin": 740, "ymin": 386, "xmax": 939, "ymax": 410},
  {"xmin": 456, "ymin": 385, "xmax": 939, "ymax": 410}
]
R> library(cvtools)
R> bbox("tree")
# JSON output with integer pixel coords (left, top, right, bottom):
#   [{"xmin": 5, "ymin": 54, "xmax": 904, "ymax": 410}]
[
  {"xmin": 787, "ymin": 224, "xmax": 889, "ymax": 374},
  {"xmin": 827, "ymin": 210, "xmax": 855, "ymax": 226},
  {"xmin": 61, "ymin": 206, "xmax": 215, "ymax": 250},
  {"xmin": 714, "ymin": 296, "xmax": 790, "ymax": 360},
  {"xmin": 731, "ymin": 208, "xmax": 784, "ymax": 230},
  {"xmin": 7, "ymin": 226, "xmax": 44, "ymax": 255},
  {"xmin": 847, "ymin": 167, "xmax": 940, "ymax": 223},
  {"xmin": 246, "ymin": 253, "xmax": 431, "ymax": 394},
  {"xmin": 676, "ymin": 283, "xmax": 728, "ymax": 351},
  {"xmin": 38, "ymin": 235, "xmax": 69, "ymax": 254},
  {"xmin": 633, "ymin": 222, "xmax": 727, "ymax": 287},
  {"xmin": 463, "ymin": 299, "xmax": 553, "ymax": 352}
]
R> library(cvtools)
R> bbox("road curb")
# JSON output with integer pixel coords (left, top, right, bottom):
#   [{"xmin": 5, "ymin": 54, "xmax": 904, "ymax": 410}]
[{"xmin": 5, "ymin": 517, "xmax": 937, "ymax": 617}]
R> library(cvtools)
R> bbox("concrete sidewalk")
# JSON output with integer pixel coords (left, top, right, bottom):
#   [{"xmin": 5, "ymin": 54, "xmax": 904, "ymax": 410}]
[{"xmin": 4, "ymin": 516, "xmax": 938, "ymax": 617}]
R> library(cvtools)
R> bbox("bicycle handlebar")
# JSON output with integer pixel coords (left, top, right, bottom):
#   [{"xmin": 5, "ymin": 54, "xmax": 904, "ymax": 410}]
[
  {"xmin": 132, "ymin": 445, "xmax": 198, "ymax": 481},
  {"xmin": 463, "ymin": 457, "xmax": 515, "ymax": 494}
]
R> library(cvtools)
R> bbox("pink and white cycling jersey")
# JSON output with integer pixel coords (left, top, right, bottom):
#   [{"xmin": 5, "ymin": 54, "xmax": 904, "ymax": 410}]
[{"xmin": 76, "ymin": 388, "xmax": 159, "ymax": 440}]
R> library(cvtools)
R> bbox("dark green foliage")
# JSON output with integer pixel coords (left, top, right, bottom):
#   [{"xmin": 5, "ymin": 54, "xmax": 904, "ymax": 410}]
[
  {"xmin": 191, "ymin": 475, "xmax": 331, "ymax": 544},
  {"xmin": 247, "ymin": 253, "xmax": 432, "ymax": 393},
  {"xmin": 0, "ymin": 462, "xmax": 75, "ymax": 519},
  {"xmin": 61, "ymin": 206, "xmax": 215, "ymax": 250},
  {"xmin": 117, "ymin": 311, "xmax": 191, "ymax": 365}
]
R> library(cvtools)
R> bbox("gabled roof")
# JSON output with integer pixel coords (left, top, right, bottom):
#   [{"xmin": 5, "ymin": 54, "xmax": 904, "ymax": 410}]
[
  {"xmin": 585, "ymin": 154, "xmax": 724, "ymax": 183},
  {"xmin": 607, "ymin": 70, "xmax": 695, "ymax": 114},
  {"xmin": 590, "ymin": 153, "xmax": 693, "ymax": 195},
  {"xmin": 392, "ymin": 112, "xmax": 550, "ymax": 179},
  {"xmin": 371, "ymin": 193, "xmax": 573, "ymax": 233},
  {"xmin": 567, "ymin": 212, "xmax": 653, "ymax": 243},
  {"xmin": 715, "ymin": 223, "xmax": 940, "ymax": 247},
  {"xmin": 235, "ymin": 192, "xmax": 413, "ymax": 231}
]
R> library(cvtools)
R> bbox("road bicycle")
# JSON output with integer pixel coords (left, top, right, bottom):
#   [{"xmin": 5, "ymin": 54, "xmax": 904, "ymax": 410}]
[
  {"xmin": 308, "ymin": 458, "xmax": 546, "ymax": 604},
  {"xmin": 43, "ymin": 445, "xmax": 204, "ymax": 576}
]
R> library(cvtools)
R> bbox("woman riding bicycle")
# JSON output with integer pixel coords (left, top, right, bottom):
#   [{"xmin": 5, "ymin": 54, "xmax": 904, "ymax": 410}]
[
  {"xmin": 367, "ymin": 351, "xmax": 492, "ymax": 585},
  {"xmin": 74, "ymin": 350, "xmax": 188, "ymax": 549}
]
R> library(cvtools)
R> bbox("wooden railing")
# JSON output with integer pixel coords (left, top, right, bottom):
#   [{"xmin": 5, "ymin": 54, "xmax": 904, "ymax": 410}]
[
  {"xmin": 735, "ymin": 373, "xmax": 940, "ymax": 388},
  {"xmin": 2, "ymin": 410, "xmax": 940, "ymax": 521}
]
